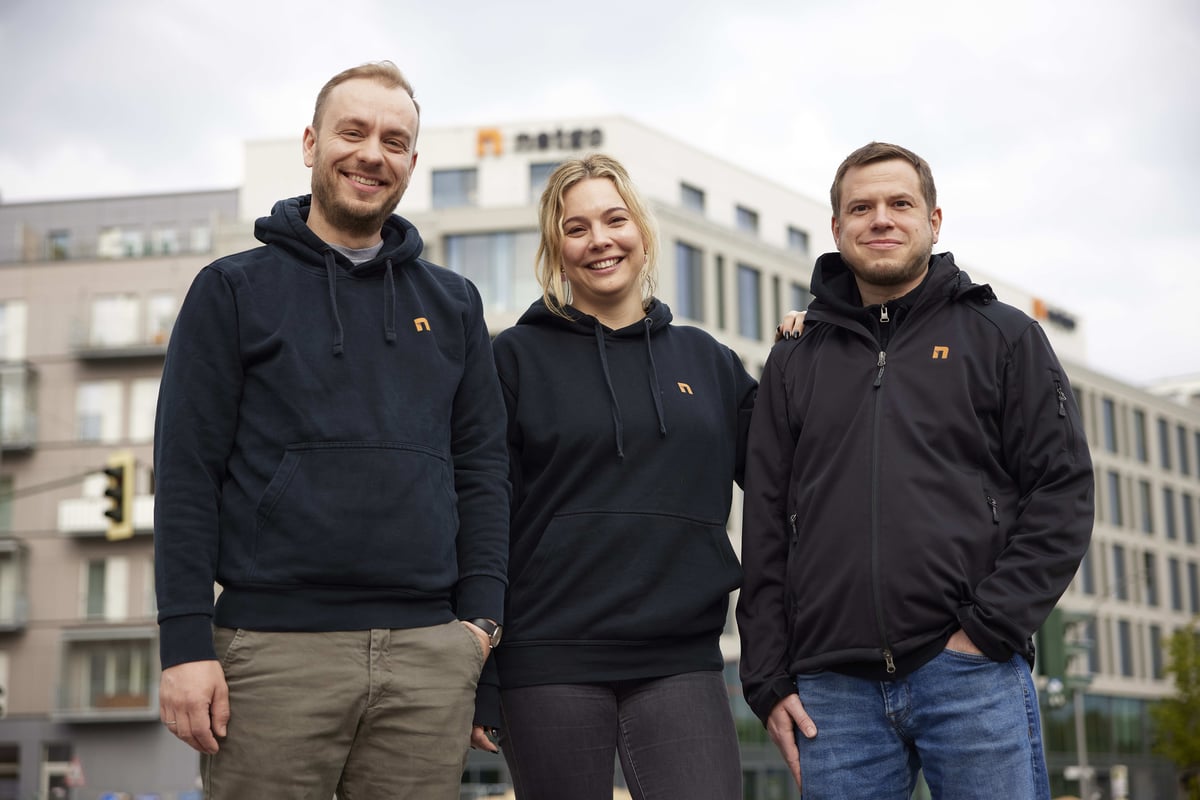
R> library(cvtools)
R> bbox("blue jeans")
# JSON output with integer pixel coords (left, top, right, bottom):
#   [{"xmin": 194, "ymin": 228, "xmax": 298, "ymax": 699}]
[
  {"xmin": 793, "ymin": 649, "xmax": 1050, "ymax": 800},
  {"xmin": 499, "ymin": 671, "xmax": 742, "ymax": 800}
]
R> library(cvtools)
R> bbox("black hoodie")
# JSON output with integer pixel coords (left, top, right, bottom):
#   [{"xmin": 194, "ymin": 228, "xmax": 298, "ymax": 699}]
[
  {"xmin": 154, "ymin": 195, "xmax": 510, "ymax": 669},
  {"xmin": 737, "ymin": 252, "xmax": 1094, "ymax": 724},
  {"xmin": 484, "ymin": 298, "xmax": 756, "ymax": 702}
]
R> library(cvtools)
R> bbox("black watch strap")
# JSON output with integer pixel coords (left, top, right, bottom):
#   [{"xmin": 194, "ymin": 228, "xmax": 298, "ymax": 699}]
[{"xmin": 469, "ymin": 618, "xmax": 503, "ymax": 648}]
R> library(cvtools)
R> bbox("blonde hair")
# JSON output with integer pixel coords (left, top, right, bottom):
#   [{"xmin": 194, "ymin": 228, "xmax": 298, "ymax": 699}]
[{"xmin": 534, "ymin": 154, "xmax": 659, "ymax": 319}]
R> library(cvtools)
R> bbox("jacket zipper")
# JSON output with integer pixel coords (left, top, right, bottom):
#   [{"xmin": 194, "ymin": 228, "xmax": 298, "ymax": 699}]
[
  {"xmin": 986, "ymin": 495, "xmax": 999, "ymax": 524},
  {"xmin": 1053, "ymin": 377, "xmax": 1077, "ymax": 452},
  {"xmin": 870, "ymin": 348, "xmax": 896, "ymax": 674}
]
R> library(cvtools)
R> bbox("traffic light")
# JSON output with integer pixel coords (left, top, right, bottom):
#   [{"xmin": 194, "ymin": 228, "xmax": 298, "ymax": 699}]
[
  {"xmin": 1038, "ymin": 607, "xmax": 1094, "ymax": 691},
  {"xmin": 103, "ymin": 450, "xmax": 135, "ymax": 541}
]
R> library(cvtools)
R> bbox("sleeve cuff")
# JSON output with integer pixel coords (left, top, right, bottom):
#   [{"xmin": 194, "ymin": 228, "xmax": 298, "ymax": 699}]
[
  {"xmin": 455, "ymin": 574, "xmax": 506, "ymax": 625},
  {"xmin": 158, "ymin": 613, "xmax": 217, "ymax": 669}
]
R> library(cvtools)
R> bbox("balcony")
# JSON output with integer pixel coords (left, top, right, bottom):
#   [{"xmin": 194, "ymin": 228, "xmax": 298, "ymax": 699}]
[
  {"xmin": 58, "ymin": 494, "xmax": 153, "ymax": 538},
  {"xmin": 0, "ymin": 538, "xmax": 29, "ymax": 632},
  {"xmin": 54, "ymin": 625, "xmax": 159, "ymax": 722},
  {"xmin": 71, "ymin": 324, "xmax": 169, "ymax": 360},
  {"xmin": 0, "ymin": 361, "xmax": 38, "ymax": 452}
]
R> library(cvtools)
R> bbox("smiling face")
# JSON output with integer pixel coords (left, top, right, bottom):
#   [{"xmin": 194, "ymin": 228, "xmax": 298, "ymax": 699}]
[
  {"xmin": 302, "ymin": 77, "xmax": 419, "ymax": 247},
  {"xmin": 559, "ymin": 177, "xmax": 648, "ymax": 327},
  {"xmin": 832, "ymin": 159, "xmax": 942, "ymax": 306}
]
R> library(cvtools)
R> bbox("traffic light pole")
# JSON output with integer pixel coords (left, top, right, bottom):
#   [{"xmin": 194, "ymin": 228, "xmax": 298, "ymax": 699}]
[{"xmin": 1073, "ymin": 686, "xmax": 1092, "ymax": 800}]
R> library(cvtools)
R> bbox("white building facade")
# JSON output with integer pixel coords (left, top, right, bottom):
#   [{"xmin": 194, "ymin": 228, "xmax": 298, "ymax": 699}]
[{"xmin": 0, "ymin": 116, "xmax": 1193, "ymax": 799}]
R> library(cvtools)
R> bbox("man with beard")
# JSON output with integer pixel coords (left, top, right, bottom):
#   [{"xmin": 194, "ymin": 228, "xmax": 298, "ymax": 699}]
[
  {"xmin": 737, "ymin": 142, "xmax": 1093, "ymax": 800},
  {"xmin": 153, "ymin": 62, "xmax": 509, "ymax": 799}
]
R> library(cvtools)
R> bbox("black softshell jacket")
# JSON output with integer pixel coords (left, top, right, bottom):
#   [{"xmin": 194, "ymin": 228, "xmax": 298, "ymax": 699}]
[{"xmin": 737, "ymin": 252, "xmax": 1094, "ymax": 724}]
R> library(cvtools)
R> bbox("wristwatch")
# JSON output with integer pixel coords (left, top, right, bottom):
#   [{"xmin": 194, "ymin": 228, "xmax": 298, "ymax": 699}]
[{"xmin": 469, "ymin": 618, "xmax": 503, "ymax": 649}]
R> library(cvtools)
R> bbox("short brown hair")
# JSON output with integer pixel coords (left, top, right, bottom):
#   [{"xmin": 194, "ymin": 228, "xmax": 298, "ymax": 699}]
[
  {"xmin": 534, "ymin": 154, "xmax": 660, "ymax": 320},
  {"xmin": 830, "ymin": 142, "xmax": 936, "ymax": 216},
  {"xmin": 311, "ymin": 61, "xmax": 420, "ymax": 131}
]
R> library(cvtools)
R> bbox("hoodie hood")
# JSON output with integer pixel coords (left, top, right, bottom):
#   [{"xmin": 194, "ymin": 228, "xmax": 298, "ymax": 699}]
[
  {"xmin": 808, "ymin": 251, "xmax": 995, "ymax": 327},
  {"xmin": 254, "ymin": 195, "xmax": 426, "ymax": 355},
  {"xmin": 515, "ymin": 298, "xmax": 673, "ymax": 459}
]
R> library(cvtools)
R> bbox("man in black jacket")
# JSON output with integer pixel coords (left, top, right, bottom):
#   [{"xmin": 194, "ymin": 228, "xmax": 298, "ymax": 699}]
[{"xmin": 737, "ymin": 142, "xmax": 1093, "ymax": 799}]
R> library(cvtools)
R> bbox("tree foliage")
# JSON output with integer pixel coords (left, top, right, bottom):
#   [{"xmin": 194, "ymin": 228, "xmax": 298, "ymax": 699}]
[{"xmin": 1151, "ymin": 619, "xmax": 1200, "ymax": 799}]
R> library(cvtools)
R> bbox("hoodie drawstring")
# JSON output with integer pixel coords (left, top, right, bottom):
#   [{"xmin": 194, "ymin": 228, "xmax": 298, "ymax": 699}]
[
  {"xmin": 324, "ymin": 251, "xmax": 345, "ymax": 357},
  {"xmin": 384, "ymin": 259, "xmax": 397, "ymax": 344},
  {"xmin": 324, "ymin": 251, "xmax": 399, "ymax": 356},
  {"xmin": 643, "ymin": 318, "xmax": 667, "ymax": 436},
  {"xmin": 592, "ymin": 321, "xmax": 625, "ymax": 460}
]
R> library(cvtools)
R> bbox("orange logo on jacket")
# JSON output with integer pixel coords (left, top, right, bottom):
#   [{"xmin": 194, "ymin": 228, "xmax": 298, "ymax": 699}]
[
  {"xmin": 414, "ymin": 318, "xmax": 431, "ymax": 332},
  {"xmin": 677, "ymin": 382, "xmax": 694, "ymax": 395},
  {"xmin": 931, "ymin": 346, "xmax": 949, "ymax": 359}
]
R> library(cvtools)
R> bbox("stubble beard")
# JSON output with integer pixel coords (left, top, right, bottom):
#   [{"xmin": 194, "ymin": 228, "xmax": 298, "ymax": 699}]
[{"xmin": 311, "ymin": 160, "xmax": 408, "ymax": 240}]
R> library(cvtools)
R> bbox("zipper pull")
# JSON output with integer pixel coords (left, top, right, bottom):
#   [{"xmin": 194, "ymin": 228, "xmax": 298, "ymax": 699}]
[
  {"xmin": 880, "ymin": 304, "xmax": 889, "ymax": 323},
  {"xmin": 789, "ymin": 512, "xmax": 798, "ymax": 540},
  {"xmin": 883, "ymin": 649, "xmax": 896, "ymax": 674},
  {"xmin": 873, "ymin": 351, "xmax": 887, "ymax": 388},
  {"xmin": 987, "ymin": 495, "xmax": 999, "ymax": 524},
  {"xmin": 1055, "ymin": 381, "xmax": 1068, "ymax": 418}
]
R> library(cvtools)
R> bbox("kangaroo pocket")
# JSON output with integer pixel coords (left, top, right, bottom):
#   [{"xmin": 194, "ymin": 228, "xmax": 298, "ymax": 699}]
[
  {"xmin": 508, "ymin": 510, "xmax": 742, "ymax": 642},
  {"xmin": 249, "ymin": 442, "xmax": 459, "ymax": 590}
]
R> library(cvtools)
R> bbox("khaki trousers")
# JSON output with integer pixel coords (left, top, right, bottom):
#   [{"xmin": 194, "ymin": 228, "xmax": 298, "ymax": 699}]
[{"xmin": 203, "ymin": 622, "xmax": 483, "ymax": 800}]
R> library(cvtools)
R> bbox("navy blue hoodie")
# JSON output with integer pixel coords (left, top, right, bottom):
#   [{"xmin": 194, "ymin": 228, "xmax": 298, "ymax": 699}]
[
  {"xmin": 154, "ymin": 195, "xmax": 510, "ymax": 668},
  {"xmin": 483, "ymin": 298, "xmax": 755, "ymax": 704}
]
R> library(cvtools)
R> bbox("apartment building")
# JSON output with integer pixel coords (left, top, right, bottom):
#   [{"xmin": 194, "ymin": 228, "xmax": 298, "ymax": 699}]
[{"xmin": 0, "ymin": 117, "xmax": 1193, "ymax": 799}]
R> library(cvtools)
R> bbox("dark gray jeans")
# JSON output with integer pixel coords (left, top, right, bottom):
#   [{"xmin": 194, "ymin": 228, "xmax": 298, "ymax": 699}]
[{"xmin": 500, "ymin": 670, "xmax": 742, "ymax": 800}]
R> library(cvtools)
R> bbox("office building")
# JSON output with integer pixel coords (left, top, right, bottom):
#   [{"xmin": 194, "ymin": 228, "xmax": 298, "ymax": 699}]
[{"xmin": 0, "ymin": 117, "xmax": 1193, "ymax": 799}]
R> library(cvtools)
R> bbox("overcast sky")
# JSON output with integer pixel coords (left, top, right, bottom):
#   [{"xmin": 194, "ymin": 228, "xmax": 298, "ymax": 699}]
[{"xmin": 1, "ymin": 0, "xmax": 1196, "ymax": 386}]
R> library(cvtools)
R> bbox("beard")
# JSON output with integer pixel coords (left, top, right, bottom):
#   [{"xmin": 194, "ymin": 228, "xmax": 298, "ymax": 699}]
[
  {"xmin": 310, "ymin": 156, "xmax": 408, "ymax": 239},
  {"xmin": 844, "ymin": 249, "xmax": 931, "ymax": 288}
]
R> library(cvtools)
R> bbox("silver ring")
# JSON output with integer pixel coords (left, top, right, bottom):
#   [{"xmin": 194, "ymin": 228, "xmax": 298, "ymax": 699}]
[{"xmin": 165, "ymin": 720, "xmax": 178, "ymax": 726}]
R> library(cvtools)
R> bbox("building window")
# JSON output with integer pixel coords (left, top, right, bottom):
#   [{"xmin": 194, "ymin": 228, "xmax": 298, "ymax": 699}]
[
  {"xmin": 735, "ymin": 205, "xmax": 759, "ymax": 235},
  {"xmin": 82, "ymin": 557, "xmax": 128, "ymax": 621},
  {"xmin": 1150, "ymin": 625, "xmax": 1164, "ymax": 679},
  {"xmin": 48, "ymin": 229, "xmax": 71, "ymax": 260},
  {"xmin": 443, "ymin": 230, "xmax": 539, "ymax": 313},
  {"xmin": 715, "ymin": 256, "xmax": 726, "ymax": 330},
  {"xmin": 189, "ymin": 225, "xmax": 212, "ymax": 253},
  {"xmin": 529, "ymin": 162, "xmax": 560, "ymax": 204},
  {"xmin": 680, "ymin": 183, "xmax": 705, "ymax": 212},
  {"xmin": 130, "ymin": 378, "xmax": 160, "ymax": 442},
  {"xmin": 1112, "ymin": 544, "xmax": 1127, "ymax": 601},
  {"xmin": 0, "ymin": 300, "xmax": 27, "ymax": 360},
  {"xmin": 150, "ymin": 228, "xmax": 180, "ymax": 255},
  {"xmin": 786, "ymin": 226, "xmax": 810, "ymax": 256},
  {"xmin": 97, "ymin": 227, "xmax": 146, "ymax": 259},
  {"xmin": 1101, "ymin": 397, "xmax": 1118, "ymax": 454},
  {"xmin": 1158, "ymin": 417, "xmax": 1172, "ymax": 470},
  {"xmin": 675, "ymin": 241, "xmax": 705, "ymax": 323},
  {"xmin": 1079, "ymin": 546, "xmax": 1095, "ymax": 595},
  {"xmin": 431, "ymin": 168, "xmax": 478, "ymax": 209},
  {"xmin": 1117, "ymin": 619, "xmax": 1134, "ymax": 677},
  {"xmin": 1138, "ymin": 480, "xmax": 1153, "ymax": 534},
  {"xmin": 76, "ymin": 381, "xmax": 123, "ymax": 442},
  {"xmin": 1179, "ymin": 425, "xmax": 1192, "ymax": 476},
  {"xmin": 1164, "ymin": 487, "xmax": 1178, "ymax": 540},
  {"xmin": 1132, "ymin": 409, "xmax": 1148, "ymax": 463},
  {"xmin": 1143, "ymin": 552, "xmax": 1158, "ymax": 607},
  {"xmin": 89, "ymin": 294, "xmax": 139, "ymax": 348},
  {"xmin": 790, "ymin": 282, "xmax": 813, "ymax": 312},
  {"xmin": 59, "ymin": 635, "xmax": 154, "ymax": 715},
  {"xmin": 1169, "ymin": 557, "xmax": 1183, "ymax": 611},
  {"xmin": 146, "ymin": 293, "xmax": 177, "ymax": 345},
  {"xmin": 736, "ymin": 263, "xmax": 762, "ymax": 341},
  {"xmin": 1106, "ymin": 471, "xmax": 1123, "ymax": 527},
  {"xmin": 1190, "ymin": 562, "xmax": 1200, "ymax": 614},
  {"xmin": 1183, "ymin": 492, "xmax": 1196, "ymax": 544}
]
